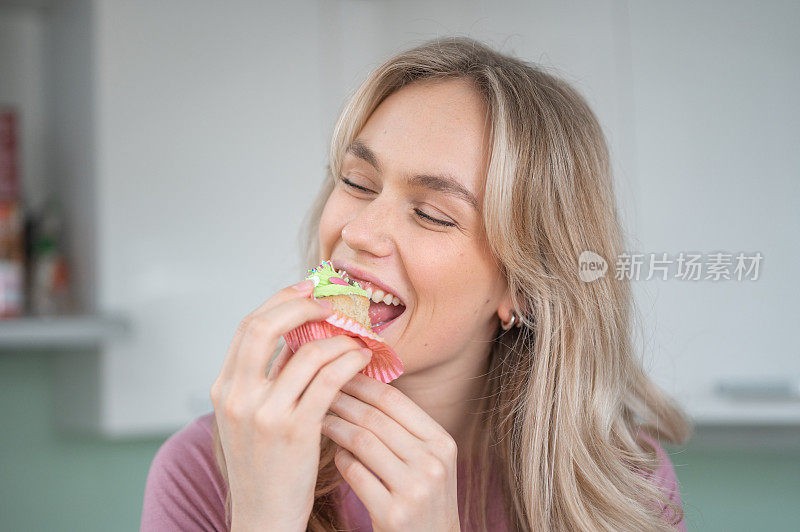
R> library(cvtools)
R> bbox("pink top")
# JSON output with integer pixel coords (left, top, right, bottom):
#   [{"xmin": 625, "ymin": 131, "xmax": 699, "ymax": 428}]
[{"xmin": 141, "ymin": 412, "xmax": 685, "ymax": 531}]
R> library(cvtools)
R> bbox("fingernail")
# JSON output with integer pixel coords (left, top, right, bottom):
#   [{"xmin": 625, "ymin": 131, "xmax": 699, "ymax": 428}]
[
  {"xmin": 291, "ymin": 280, "xmax": 313, "ymax": 291},
  {"xmin": 317, "ymin": 299, "xmax": 333, "ymax": 310},
  {"xmin": 359, "ymin": 348, "xmax": 372, "ymax": 358}
]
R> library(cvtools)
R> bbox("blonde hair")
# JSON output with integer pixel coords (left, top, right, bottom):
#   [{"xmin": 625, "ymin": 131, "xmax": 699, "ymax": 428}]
[{"xmin": 213, "ymin": 36, "xmax": 691, "ymax": 531}]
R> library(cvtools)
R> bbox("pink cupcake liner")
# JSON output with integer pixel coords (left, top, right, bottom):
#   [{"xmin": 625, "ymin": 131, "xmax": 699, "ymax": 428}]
[{"xmin": 283, "ymin": 311, "xmax": 404, "ymax": 383}]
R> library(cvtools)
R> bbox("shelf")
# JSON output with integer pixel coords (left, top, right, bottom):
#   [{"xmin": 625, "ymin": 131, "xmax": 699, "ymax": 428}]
[
  {"xmin": 0, "ymin": 314, "xmax": 130, "ymax": 350},
  {"xmin": 682, "ymin": 394, "xmax": 800, "ymax": 427}
]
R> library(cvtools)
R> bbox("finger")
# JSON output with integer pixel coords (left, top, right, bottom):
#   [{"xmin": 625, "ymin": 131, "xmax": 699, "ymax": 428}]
[
  {"xmin": 322, "ymin": 414, "xmax": 407, "ymax": 492},
  {"xmin": 291, "ymin": 345, "xmax": 371, "ymax": 419},
  {"xmin": 270, "ymin": 334, "xmax": 369, "ymax": 412},
  {"xmin": 265, "ymin": 342, "xmax": 293, "ymax": 382},
  {"xmin": 215, "ymin": 279, "xmax": 315, "ymax": 383},
  {"xmin": 328, "ymin": 391, "xmax": 423, "ymax": 464},
  {"xmin": 334, "ymin": 446, "xmax": 391, "ymax": 511},
  {"xmin": 230, "ymin": 296, "xmax": 334, "ymax": 388},
  {"xmin": 340, "ymin": 373, "xmax": 443, "ymax": 442}
]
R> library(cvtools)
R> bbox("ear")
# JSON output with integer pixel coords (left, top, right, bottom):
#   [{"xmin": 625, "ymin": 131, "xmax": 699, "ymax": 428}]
[{"xmin": 496, "ymin": 285, "xmax": 516, "ymax": 323}]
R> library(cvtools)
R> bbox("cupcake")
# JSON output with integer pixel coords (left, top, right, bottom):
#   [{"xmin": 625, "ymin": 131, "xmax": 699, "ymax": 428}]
[{"xmin": 282, "ymin": 260, "xmax": 404, "ymax": 383}]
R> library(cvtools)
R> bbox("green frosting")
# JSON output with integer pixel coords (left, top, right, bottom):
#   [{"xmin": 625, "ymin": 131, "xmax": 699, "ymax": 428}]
[{"xmin": 306, "ymin": 260, "xmax": 368, "ymax": 299}]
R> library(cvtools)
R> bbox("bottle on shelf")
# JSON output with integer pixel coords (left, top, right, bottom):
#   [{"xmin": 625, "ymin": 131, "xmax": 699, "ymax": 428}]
[
  {"xmin": 29, "ymin": 197, "xmax": 74, "ymax": 316},
  {"xmin": 0, "ymin": 106, "xmax": 25, "ymax": 319}
]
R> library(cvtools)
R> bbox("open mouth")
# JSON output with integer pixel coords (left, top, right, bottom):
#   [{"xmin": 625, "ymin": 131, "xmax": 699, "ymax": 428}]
[
  {"xmin": 368, "ymin": 298, "xmax": 406, "ymax": 330},
  {"xmin": 335, "ymin": 268, "xmax": 406, "ymax": 330}
]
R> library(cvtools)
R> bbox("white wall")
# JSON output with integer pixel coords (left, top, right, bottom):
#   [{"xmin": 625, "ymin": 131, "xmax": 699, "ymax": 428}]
[
  {"xmin": 628, "ymin": 1, "xmax": 800, "ymax": 422},
  {"xmin": 91, "ymin": 0, "xmax": 332, "ymax": 434},
  {"xmin": 4, "ymin": 0, "xmax": 798, "ymax": 436}
]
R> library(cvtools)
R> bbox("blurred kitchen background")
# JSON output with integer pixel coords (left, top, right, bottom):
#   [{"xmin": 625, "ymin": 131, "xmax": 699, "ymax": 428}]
[{"xmin": 1, "ymin": 1, "xmax": 798, "ymax": 530}]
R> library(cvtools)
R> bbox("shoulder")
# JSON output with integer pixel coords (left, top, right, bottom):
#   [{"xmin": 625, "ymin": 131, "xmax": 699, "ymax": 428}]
[
  {"xmin": 141, "ymin": 411, "xmax": 228, "ymax": 531},
  {"xmin": 637, "ymin": 430, "xmax": 686, "ymax": 531}
]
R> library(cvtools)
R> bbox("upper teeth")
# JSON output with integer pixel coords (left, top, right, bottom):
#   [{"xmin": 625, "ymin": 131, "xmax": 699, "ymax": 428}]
[
  {"xmin": 337, "ymin": 269, "xmax": 403, "ymax": 306},
  {"xmin": 366, "ymin": 287, "xmax": 402, "ymax": 306}
]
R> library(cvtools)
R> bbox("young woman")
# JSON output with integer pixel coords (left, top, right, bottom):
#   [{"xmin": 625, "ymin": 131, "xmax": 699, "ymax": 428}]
[{"xmin": 142, "ymin": 37, "xmax": 690, "ymax": 531}]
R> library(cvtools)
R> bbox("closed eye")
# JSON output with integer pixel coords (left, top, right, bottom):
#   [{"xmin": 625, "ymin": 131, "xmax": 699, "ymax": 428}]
[
  {"xmin": 340, "ymin": 176, "xmax": 372, "ymax": 193},
  {"xmin": 338, "ymin": 176, "xmax": 456, "ymax": 227}
]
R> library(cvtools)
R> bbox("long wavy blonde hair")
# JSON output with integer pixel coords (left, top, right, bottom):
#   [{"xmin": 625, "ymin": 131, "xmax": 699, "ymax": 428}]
[{"xmin": 212, "ymin": 36, "xmax": 691, "ymax": 531}]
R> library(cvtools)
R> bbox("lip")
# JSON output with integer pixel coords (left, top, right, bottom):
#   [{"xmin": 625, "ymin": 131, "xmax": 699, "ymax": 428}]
[{"xmin": 329, "ymin": 259, "xmax": 407, "ymax": 307}]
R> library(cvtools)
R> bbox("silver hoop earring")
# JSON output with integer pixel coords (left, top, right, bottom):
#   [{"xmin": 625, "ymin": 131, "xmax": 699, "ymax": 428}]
[{"xmin": 501, "ymin": 312, "xmax": 519, "ymax": 330}]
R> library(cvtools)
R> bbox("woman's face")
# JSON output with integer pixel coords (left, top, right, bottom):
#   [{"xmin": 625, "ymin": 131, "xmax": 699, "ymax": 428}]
[{"xmin": 319, "ymin": 78, "xmax": 511, "ymax": 376}]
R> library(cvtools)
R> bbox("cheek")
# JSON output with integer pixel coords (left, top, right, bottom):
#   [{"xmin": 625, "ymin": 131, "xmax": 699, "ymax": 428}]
[
  {"xmin": 319, "ymin": 194, "xmax": 347, "ymax": 249},
  {"xmin": 401, "ymin": 252, "xmax": 496, "ymax": 367},
  {"xmin": 410, "ymin": 245, "xmax": 496, "ymax": 328},
  {"xmin": 412, "ymin": 248, "xmax": 471, "ymax": 303}
]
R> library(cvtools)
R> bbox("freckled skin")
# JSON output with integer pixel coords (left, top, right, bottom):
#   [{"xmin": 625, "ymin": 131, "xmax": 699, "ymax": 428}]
[{"xmin": 318, "ymin": 78, "xmax": 514, "ymax": 382}]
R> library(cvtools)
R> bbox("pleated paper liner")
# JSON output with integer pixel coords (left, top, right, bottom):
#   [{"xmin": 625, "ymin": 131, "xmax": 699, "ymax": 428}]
[{"xmin": 283, "ymin": 311, "xmax": 404, "ymax": 383}]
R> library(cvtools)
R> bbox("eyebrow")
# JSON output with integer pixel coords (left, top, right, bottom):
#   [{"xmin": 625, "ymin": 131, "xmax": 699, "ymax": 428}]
[{"xmin": 346, "ymin": 139, "xmax": 480, "ymax": 211}]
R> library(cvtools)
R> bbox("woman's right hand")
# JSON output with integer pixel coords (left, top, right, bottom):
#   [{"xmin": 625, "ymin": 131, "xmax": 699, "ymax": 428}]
[{"xmin": 210, "ymin": 279, "xmax": 372, "ymax": 532}]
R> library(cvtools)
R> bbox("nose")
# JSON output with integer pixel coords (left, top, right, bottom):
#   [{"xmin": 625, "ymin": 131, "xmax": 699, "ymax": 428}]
[{"xmin": 341, "ymin": 195, "xmax": 394, "ymax": 258}]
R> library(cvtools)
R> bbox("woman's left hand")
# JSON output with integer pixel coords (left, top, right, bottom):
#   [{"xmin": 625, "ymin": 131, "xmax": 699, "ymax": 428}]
[{"xmin": 321, "ymin": 373, "xmax": 461, "ymax": 532}]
